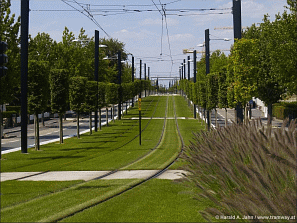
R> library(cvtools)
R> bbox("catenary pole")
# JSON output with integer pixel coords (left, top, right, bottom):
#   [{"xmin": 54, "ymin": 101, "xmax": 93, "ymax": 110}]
[
  {"xmin": 117, "ymin": 51, "xmax": 122, "ymax": 120},
  {"xmin": 205, "ymin": 29, "xmax": 211, "ymax": 131},
  {"xmin": 193, "ymin": 50, "xmax": 197, "ymax": 119},
  {"xmin": 233, "ymin": 0, "xmax": 243, "ymax": 123},
  {"xmin": 21, "ymin": 0, "xmax": 29, "ymax": 153},
  {"xmin": 94, "ymin": 30, "xmax": 99, "ymax": 132},
  {"xmin": 132, "ymin": 56, "xmax": 134, "ymax": 107},
  {"xmin": 187, "ymin": 56, "xmax": 190, "ymax": 80}
]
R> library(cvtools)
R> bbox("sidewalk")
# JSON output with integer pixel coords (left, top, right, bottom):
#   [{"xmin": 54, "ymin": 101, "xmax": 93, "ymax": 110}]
[
  {"xmin": 201, "ymin": 107, "xmax": 285, "ymax": 128},
  {"xmin": 0, "ymin": 170, "xmax": 188, "ymax": 182}
]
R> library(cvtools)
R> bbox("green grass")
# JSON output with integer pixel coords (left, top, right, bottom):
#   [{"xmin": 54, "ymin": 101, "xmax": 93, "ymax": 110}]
[
  {"xmin": 175, "ymin": 96, "xmax": 194, "ymax": 118},
  {"xmin": 123, "ymin": 119, "xmax": 181, "ymax": 170},
  {"xmin": 1, "ymin": 119, "xmax": 160, "ymax": 171},
  {"xmin": 61, "ymin": 179, "xmax": 207, "ymax": 223},
  {"xmin": 0, "ymin": 95, "xmax": 210, "ymax": 222},
  {"xmin": 0, "ymin": 179, "xmax": 140, "ymax": 222},
  {"xmin": 1, "ymin": 180, "xmax": 83, "ymax": 209},
  {"xmin": 1, "ymin": 97, "xmax": 165, "ymax": 172},
  {"xmin": 152, "ymin": 96, "xmax": 168, "ymax": 117}
]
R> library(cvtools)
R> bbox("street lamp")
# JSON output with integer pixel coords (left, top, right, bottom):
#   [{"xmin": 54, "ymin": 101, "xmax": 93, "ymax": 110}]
[
  {"xmin": 94, "ymin": 30, "xmax": 107, "ymax": 132},
  {"xmin": 187, "ymin": 56, "xmax": 190, "ymax": 81},
  {"xmin": 200, "ymin": 29, "xmax": 230, "ymax": 130}
]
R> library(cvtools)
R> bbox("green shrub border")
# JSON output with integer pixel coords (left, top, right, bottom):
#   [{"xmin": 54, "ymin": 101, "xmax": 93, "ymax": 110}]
[
  {"xmin": 2, "ymin": 111, "xmax": 17, "ymax": 119},
  {"xmin": 273, "ymin": 102, "xmax": 297, "ymax": 120},
  {"xmin": 6, "ymin": 106, "xmax": 21, "ymax": 114}
]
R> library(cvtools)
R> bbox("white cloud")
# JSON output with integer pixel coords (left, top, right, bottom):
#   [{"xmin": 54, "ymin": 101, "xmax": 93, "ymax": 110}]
[
  {"xmin": 169, "ymin": 33, "xmax": 195, "ymax": 42},
  {"xmin": 139, "ymin": 18, "xmax": 179, "ymax": 26}
]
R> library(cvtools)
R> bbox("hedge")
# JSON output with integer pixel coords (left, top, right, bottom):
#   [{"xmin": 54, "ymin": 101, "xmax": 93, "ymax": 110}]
[
  {"xmin": 273, "ymin": 102, "xmax": 297, "ymax": 120},
  {"xmin": 6, "ymin": 106, "xmax": 21, "ymax": 114},
  {"xmin": 2, "ymin": 111, "xmax": 17, "ymax": 119}
]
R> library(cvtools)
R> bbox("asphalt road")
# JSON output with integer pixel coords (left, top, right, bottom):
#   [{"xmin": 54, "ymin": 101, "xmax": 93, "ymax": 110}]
[{"xmin": 1, "ymin": 104, "xmax": 127, "ymax": 153}]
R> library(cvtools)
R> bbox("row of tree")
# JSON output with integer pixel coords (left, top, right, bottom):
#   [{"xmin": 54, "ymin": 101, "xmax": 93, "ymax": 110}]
[
  {"xmin": 179, "ymin": 5, "xmax": 297, "ymax": 125},
  {"xmin": 29, "ymin": 59, "xmax": 150, "ymax": 149},
  {"xmin": 0, "ymin": 0, "xmax": 134, "ymax": 106},
  {"xmin": 1, "ymin": 0, "xmax": 153, "ymax": 150}
]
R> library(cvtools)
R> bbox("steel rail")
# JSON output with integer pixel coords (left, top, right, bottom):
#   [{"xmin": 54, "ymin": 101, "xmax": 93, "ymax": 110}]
[{"xmin": 54, "ymin": 95, "xmax": 185, "ymax": 223}]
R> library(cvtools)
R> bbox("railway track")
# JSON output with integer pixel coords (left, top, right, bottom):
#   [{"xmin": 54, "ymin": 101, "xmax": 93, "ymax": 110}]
[
  {"xmin": 1, "ymin": 95, "xmax": 186, "ymax": 222},
  {"xmin": 50, "ymin": 95, "xmax": 185, "ymax": 222},
  {"xmin": 4, "ymin": 96, "xmax": 159, "ymax": 173}
]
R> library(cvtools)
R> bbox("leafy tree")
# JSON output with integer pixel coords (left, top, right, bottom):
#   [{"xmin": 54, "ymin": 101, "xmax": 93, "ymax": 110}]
[
  {"xmin": 287, "ymin": 0, "xmax": 297, "ymax": 13},
  {"xmin": 210, "ymin": 50, "xmax": 228, "ymax": 73},
  {"xmin": 52, "ymin": 27, "xmax": 76, "ymax": 75},
  {"xmin": 133, "ymin": 80, "xmax": 142, "ymax": 97},
  {"xmin": 29, "ymin": 32, "xmax": 54, "ymax": 62},
  {"xmin": 50, "ymin": 69, "xmax": 69, "ymax": 144},
  {"xmin": 100, "ymin": 38, "xmax": 127, "ymax": 65},
  {"xmin": 0, "ymin": 0, "xmax": 21, "ymax": 105},
  {"xmin": 98, "ymin": 82, "xmax": 106, "ymax": 129},
  {"xmin": 122, "ymin": 83, "xmax": 131, "ymax": 114},
  {"xmin": 69, "ymin": 76, "xmax": 87, "ymax": 139},
  {"xmin": 72, "ymin": 28, "xmax": 95, "ymax": 79},
  {"xmin": 28, "ymin": 32, "xmax": 54, "ymax": 125},
  {"xmin": 105, "ymin": 83, "xmax": 118, "ymax": 123},
  {"xmin": 206, "ymin": 72, "xmax": 219, "ymax": 111},
  {"xmin": 229, "ymin": 38, "xmax": 259, "ymax": 107},
  {"xmin": 226, "ymin": 54, "xmax": 237, "ymax": 110},
  {"xmin": 243, "ymin": 12, "xmax": 296, "ymax": 123},
  {"xmin": 85, "ymin": 81, "xmax": 97, "ymax": 135},
  {"xmin": 196, "ymin": 76, "xmax": 207, "ymax": 111},
  {"xmin": 100, "ymin": 38, "xmax": 127, "ymax": 83},
  {"xmin": 206, "ymin": 72, "xmax": 219, "ymax": 127},
  {"xmin": 267, "ymin": 12, "xmax": 297, "ymax": 96},
  {"xmin": 28, "ymin": 60, "xmax": 49, "ymax": 150},
  {"xmin": 122, "ymin": 83, "xmax": 133, "ymax": 102},
  {"xmin": 218, "ymin": 68, "xmax": 229, "ymax": 127}
]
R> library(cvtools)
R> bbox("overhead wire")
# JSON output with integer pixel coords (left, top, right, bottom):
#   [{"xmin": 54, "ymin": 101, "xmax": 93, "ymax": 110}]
[
  {"xmin": 151, "ymin": 0, "xmax": 164, "ymax": 56},
  {"xmin": 33, "ymin": 1, "xmax": 231, "ymax": 77},
  {"xmin": 160, "ymin": 1, "xmax": 173, "ymax": 76},
  {"xmin": 61, "ymin": 0, "xmax": 111, "ymax": 38}
]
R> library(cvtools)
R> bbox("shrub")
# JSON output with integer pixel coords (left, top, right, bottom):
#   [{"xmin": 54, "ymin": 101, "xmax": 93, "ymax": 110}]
[
  {"xmin": 183, "ymin": 120, "xmax": 296, "ymax": 222},
  {"xmin": 273, "ymin": 102, "xmax": 297, "ymax": 120},
  {"xmin": 2, "ymin": 111, "xmax": 16, "ymax": 119},
  {"xmin": 6, "ymin": 106, "xmax": 21, "ymax": 114}
]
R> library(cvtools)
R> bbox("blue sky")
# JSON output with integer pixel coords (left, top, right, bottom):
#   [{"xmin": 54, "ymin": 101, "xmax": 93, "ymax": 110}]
[{"xmin": 10, "ymin": 0, "xmax": 289, "ymax": 87}]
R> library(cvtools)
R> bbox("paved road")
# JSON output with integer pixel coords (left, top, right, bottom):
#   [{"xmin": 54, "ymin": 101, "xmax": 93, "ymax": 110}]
[{"xmin": 1, "ymin": 102, "xmax": 133, "ymax": 154}]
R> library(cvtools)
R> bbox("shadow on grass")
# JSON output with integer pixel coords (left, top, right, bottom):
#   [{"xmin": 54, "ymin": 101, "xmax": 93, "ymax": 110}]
[
  {"xmin": 60, "ymin": 147, "xmax": 110, "ymax": 151},
  {"xmin": 29, "ymin": 155, "xmax": 86, "ymax": 160},
  {"xmin": 75, "ymin": 185, "xmax": 116, "ymax": 190}
]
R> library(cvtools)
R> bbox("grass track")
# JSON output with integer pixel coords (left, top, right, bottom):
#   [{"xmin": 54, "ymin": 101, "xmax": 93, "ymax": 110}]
[
  {"xmin": 61, "ymin": 179, "xmax": 206, "ymax": 222},
  {"xmin": 1, "ymin": 95, "xmax": 208, "ymax": 222},
  {"xmin": 1, "ymin": 97, "xmax": 164, "ymax": 172}
]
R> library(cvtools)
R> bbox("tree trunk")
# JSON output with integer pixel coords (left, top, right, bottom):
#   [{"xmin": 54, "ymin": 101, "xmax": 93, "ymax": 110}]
[
  {"xmin": 267, "ymin": 103, "xmax": 273, "ymax": 126},
  {"xmin": 59, "ymin": 114, "xmax": 63, "ymax": 144},
  {"xmin": 225, "ymin": 108, "xmax": 228, "ymax": 127},
  {"xmin": 77, "ymin": 111, "xmax": 80, "ymax": 139},
  {"xmin": 245, "ymin": 105, "xmax": 249, "ymax": 124},
  {"xmin": 89, "ymin": 111, "xmax": 92, "ymax": 135},
  {"xmin": 113, "ymin": 105, "xmax": 115, "ymax": 122},
  {"xmin": 106, "ymin": 107, "xmax": 108, "ymax": 126},
  {"xmin": 34, "ymin": 113, "xmax": 40, "ymax": 150},
  {"xmin": 126, "ymin": 101, "xmax": 128, "ymax": 115},
  {"xmin": 99, "ymin": 108, "xmax": 102, "ymax": 130},
  {"xmin": 0, "ymin": 110, "xmax": 2, "ymax": 156},
  {"xmin": 206, "ymin": 110, "xmax": 210, "ymax": 131},
  {"xmin": 41, "ymin": 112, "xmax": 45, "ymax": 127},
  {"xmin": 215, "ymin": 109, "xmax": 218, "ymax": 128}
]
